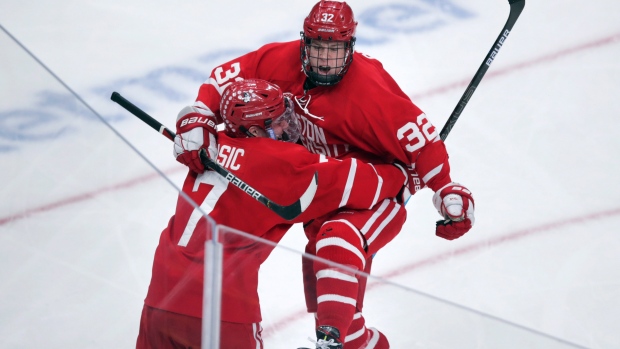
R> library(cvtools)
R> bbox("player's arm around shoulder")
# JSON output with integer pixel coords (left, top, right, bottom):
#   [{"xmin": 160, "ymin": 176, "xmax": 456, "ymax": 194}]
[{"xmin": 294, "ymin": 153, "xmax": 409, "ymax": 220}]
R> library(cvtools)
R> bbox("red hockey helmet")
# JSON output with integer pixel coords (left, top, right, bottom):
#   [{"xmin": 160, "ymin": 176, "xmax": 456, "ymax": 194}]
[
  {"xmin": 220, "ymin": 79, "xmax": 300, "ymax": 142},
  {"xmin": 300, "ymin": 1, "xmax": 357, "ymax": 86}
]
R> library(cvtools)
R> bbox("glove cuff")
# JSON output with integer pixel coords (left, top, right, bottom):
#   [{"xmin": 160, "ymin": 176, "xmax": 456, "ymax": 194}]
[{"xmin": 176, "ymin": 106, "xmax": 217, "ymax": 134}]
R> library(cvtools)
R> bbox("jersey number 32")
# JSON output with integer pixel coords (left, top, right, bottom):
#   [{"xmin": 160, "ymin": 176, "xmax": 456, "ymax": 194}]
[{"xmin": 397, "ymin": 113, "xmax": 438, "ymax": 153}]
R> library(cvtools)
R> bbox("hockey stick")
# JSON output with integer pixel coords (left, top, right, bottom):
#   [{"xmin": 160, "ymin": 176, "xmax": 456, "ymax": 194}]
[
  {"xmin": 110, "ymin": 91, "xmax": 318, "ymax": 220},
  {"xmin": 439, "ymin": 0, "xmax": 525, "ymax": 141}
]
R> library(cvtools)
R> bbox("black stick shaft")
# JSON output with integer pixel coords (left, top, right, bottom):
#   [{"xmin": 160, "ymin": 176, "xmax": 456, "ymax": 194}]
[
  {"xmin": 439, "ymin": 0, "xmax": 525, "ymax": 141},
  {"xmin": 110, "ymin": 92, "xmax": 176, "ymax": 141}
]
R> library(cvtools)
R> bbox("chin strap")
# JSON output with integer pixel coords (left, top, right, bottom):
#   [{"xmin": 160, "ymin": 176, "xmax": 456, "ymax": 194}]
[{"xmin": 239, "ymin": 125, "xmax": 255, "ymax": 138}]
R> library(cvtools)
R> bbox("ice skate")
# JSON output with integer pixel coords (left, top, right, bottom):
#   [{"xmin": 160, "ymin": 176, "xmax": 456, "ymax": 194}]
[{"xmin": 297, "ymin": 325, "xmax": 343, "ymax": 349}]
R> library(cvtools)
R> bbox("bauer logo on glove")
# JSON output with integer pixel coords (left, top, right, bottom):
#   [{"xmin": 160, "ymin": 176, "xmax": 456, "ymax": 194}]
[
  {"xmin": 179, "ymin": 115, "xmax": 217, "ymax": 129},
  {"xmin": 174, "ymin": 106, "xmax": 219, "ymax": 174}
]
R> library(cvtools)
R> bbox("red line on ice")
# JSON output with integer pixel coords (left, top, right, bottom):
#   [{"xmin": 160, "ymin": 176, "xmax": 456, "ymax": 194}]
[
  {"xmin": 375, "ymin": 207, "xmax": 620, "ymax": 281},
  {"xmin": 0, "ymin": 167, "xmax": 185, "ymax": 226},
  {"xmin": 410, "ymin": 32, "xmax": 620, "ymax": 100}
]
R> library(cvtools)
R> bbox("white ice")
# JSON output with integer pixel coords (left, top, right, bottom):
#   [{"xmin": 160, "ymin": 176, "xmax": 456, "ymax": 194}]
[{"xmin": 1, "ymin": 0, "xmax": 619, "ymax": 348}]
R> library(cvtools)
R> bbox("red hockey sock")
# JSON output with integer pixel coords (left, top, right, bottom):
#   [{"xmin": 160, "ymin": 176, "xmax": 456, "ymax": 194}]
[{"xmin": 314, "ymin": 220, "xmax": 367, "ymax": 336}]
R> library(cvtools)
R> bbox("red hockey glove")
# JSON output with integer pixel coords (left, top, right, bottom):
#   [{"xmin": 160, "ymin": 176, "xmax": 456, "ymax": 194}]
[
  {"xmin": 393, "ymin": 162, "xmax": 425, "ymax": 205},
  {"xmin": 173, "ymin": 106, "xmax": 218, "ymax": 173},
  {"xmin": 432, "ymin": 182, "xmax": 475, "ymax": 240}
]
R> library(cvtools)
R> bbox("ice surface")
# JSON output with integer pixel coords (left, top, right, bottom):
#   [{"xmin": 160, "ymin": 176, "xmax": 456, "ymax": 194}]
[{"xmin": 1, "ymin": 0, "xmax": 619, "ymax": 348}]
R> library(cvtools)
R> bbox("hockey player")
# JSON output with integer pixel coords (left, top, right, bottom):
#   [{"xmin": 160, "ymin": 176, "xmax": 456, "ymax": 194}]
[
  {"xmin": 137, "ymin": 79, "xmax": 412, "ymax": 349},
  {"xmin": 172, "ymin": 2, "xmax": 476, "ymax": 347}
]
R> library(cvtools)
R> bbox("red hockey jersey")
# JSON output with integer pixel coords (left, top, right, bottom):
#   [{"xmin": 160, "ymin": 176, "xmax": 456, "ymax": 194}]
[
  {"xmin": 195, "ymin": 40, "xmax": 451, "ymax": 191},
  {"xmin": 144, "ymin": 132, "xmax": 406, "ymax": 323}
]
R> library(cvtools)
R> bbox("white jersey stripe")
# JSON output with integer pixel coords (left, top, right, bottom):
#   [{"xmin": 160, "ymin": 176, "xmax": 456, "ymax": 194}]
[
  {"xmin": 345, "ymin": 326, "xmax": 366, "ymax": 342},
  {"xmin": 252, "ymin": 323, "xmax": 262, "ymax": 349},
  {"xmin": 323, "ymin": 219, "xmax": 365, "ymax": 249},
  {"xmin": 316, "ymin": 237, "xmax": 365, "ymax": 268},
  {"xmin": 368, "ymin": 164, "xmax": 383, "ymax": 209},
  {"xmin": 366, "ymin": 202, "xmax": 402, "ymax": 245},
  {"xmin": 360, "ymin": 199, "xmax": 390, "ymax": 235},
  {"xmin": 422, "ymin": 164, "xmax": 444, "ymax": 184},
  {"xmin": 316, "ymin": 269, "xmax": 359, "ymax": 283},
  {"xmin": 338, "ymin": 159, "xmax": 358, "ymax": 208},
  {"xmin": 207, "ymin": 77, "xmax": 227, "ymax": 95},
  {"xmin": 365, "ymin": 327, "xmax": 381, "ymax": 348},
  {"xmin": 317, "ymin": 294, "xmax": 357, "ymax": 306}
]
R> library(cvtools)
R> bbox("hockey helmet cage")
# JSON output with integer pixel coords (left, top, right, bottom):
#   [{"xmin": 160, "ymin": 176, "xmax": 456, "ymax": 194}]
[{"xmin": 300, "ymin": 1, "xmax": 357, "ymax": 86}]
